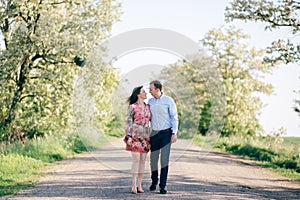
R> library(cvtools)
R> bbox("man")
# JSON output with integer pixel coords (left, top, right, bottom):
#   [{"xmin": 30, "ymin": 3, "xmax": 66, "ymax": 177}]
[{"xmin": 148, "ymin": 80, "xmax": 178, "ymax": 194}]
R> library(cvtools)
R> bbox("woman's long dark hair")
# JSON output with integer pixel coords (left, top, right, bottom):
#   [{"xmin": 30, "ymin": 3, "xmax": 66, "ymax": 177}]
[{"xmin": 128, "ymin": 86, "xmax": 143, "ymax": 105}]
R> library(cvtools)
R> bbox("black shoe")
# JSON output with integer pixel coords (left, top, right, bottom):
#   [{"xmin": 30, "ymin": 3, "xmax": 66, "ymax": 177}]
[
  {"xmin": 159, "ymin": 188, "xmax": 167, "ymax": 194},
  {"xmin": 149, "ymin": 184, "xmax": 156, "ymax": 191}
]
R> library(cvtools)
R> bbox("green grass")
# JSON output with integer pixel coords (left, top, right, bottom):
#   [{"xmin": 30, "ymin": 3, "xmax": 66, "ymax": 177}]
[
  {"xmin": 0, "ymin": 133, "xmax": 92, "ymax": 197},
  {"xmin": 0, "ymin": 154, "xmax": 44, "ymax": 196},
  {"xmin": 282, "ymin": 137, "xmax": 300, "ymax": 147},
  {"xmin": 193, "ymin": 135, "xmax": 300, "ymax": 181}
]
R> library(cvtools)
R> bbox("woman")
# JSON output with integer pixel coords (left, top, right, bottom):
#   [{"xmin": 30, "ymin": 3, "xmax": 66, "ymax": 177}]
[{"xmin": 124, "ymin": 86, "xmax": 151, "ymax": 194}]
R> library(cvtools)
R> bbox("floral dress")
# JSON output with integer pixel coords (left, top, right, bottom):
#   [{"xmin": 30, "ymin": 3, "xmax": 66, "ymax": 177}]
[{"xmin": 124, "ymin": 102, "xmax": 151, "ymax": 153}]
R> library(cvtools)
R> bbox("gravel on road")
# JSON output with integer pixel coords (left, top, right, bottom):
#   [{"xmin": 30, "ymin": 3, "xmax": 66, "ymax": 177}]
[{"xmin": 2, "ymin": 139, "xmax": 299, "ymax": 200}]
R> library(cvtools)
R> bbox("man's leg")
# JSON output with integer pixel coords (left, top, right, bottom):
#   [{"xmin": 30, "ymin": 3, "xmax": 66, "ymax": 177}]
[
  {"xmin": 150, "ymin": 131, "xmax": 160, "ymax": 189},
  {"xmin": 159, "ymin": 129, "xmax": 172, "ymax": 192},
  {"xmin": 150, "ymin": 150, "xmax": 159, "ymax": 186}
]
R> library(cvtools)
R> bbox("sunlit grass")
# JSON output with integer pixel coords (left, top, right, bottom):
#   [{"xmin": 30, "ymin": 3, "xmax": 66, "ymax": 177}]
[
  {"xmin": 0, "ymin": 154, "xmax": 44, "ymax": 196},
  {"xmin": 193, "ymin": 135, "xmax": 300, "ymax": 181},
  {"xmin": 0, "ymin": 133, "xmax": 91, "ymax": 197}
]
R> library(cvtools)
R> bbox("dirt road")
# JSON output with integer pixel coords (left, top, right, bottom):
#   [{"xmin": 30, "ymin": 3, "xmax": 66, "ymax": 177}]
[{"xmin": 3, "ymin": 139, "xmax": 299, "ymax": 200}]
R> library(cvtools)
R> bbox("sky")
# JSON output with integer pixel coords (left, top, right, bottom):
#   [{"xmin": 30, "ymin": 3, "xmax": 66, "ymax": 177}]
[{"xmin": 111, "ymin": 0, "xmax": 300, "ymax": 137}]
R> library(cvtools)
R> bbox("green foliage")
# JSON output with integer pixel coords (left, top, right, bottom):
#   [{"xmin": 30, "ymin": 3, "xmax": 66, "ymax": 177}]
[
  {"xmin": 73, "ymin": 57, "xmax": 121, "ymax": 146},
  {"xmin": 95, "ymin": 67, "xmax": 121, "ymax": 134},
  {"xmin": 160, "ymin": 26, "xmax": 275, "ymax": 138},
  {"xmin": 198, "ymin": 100, "xmax": 211, "ymax": 136},
  {"xmin": 205, "ymin": 135, "xmax": 300, "ymax": 180},
  {"xmin": 282, "ymin": 136, "xmax": 300, "ymax": 147},
  {"xmin": 192, "ymin": 134, "xmax": 206, "ymax": 145},
  {"xmin": 63, "ymin": 134, "xmax": 88, "ymax": 154},
  {"xmin": 0, "ymin": 0, "xmax": 121, "ymax": 142},
  {"xmin": 106, "ymin": 114, "xmax": 126, "ymax": 137},
  {"xmin": 218, "ymin": 143, "xmax": 278, "ymax": 162},
  {"xmin": 159, "ymin": 55, "xmax": 213, "ymax": 139},
  {"xmin": 225, "ymin": 0, "xmax": 300, "ymax": 121},
  {"xmin": 2, "ymin": 135, "xmax": 66, "ymax": 163},
  {"xmin": 225, "ymin": 0, "xmax": 299, "ymax": 64},
  {"xmin": 0, "ymin": 131, "xmax": 93, "ymax": 196},
  {"xmin": 0, "ymin": 154, "xmax": 44, "ymax": 196},
  {"xmin": 160, "ymin": 26, "xmax": 277, "ymax": 138},
  {"xmin": 202, "ymin": 26, "xmax": 276, "ymax": 137}
]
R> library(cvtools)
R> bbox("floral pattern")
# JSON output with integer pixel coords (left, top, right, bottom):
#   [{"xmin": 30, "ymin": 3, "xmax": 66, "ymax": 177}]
[{"xmin": 124, "ymin": 102, "xmax": 151, "ymax": 153}]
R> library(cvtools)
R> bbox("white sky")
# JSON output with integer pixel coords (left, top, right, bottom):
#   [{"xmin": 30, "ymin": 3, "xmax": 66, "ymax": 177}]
[{"xmin": 111, "ymin": 0, "xmax": 300, "ymax": 137}]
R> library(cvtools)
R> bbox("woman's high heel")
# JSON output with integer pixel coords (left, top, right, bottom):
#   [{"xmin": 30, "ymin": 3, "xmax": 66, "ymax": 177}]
[
  {"xmin": 131, "ymin": 189, "xmax": 137, "ymax": 194},
  {"xmin": 137, "ymin": 187, "xmax": 144, "ymax": 193}
]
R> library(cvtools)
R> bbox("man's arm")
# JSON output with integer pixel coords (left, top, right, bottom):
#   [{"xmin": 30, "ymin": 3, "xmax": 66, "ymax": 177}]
[{"xmin": 169, "ymin": 97, "xmax": 178, "ymax": 135}]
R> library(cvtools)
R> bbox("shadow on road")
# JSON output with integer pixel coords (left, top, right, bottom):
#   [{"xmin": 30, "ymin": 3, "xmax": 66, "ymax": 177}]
[{"xmin": 7, "ymin": 139, "xmax": 300, "ymax": 200}]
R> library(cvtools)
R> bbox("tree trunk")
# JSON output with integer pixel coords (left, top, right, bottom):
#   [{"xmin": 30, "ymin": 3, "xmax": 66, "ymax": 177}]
[{"xmin": 4, "ymin": 55, "xmax": 30, "ymax": 126}]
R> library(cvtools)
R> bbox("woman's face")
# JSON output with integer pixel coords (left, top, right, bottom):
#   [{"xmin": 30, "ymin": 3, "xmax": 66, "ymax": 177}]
[{"xmin": 138, "ymin": 88, "xmax": 147, "ymax": 100}]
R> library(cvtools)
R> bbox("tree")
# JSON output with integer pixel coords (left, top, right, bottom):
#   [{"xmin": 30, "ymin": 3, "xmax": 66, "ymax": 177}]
[
  {"xmin": 159, "ymin": 56, "xmax": 212, "ymax": 138},
  {"xmin": 225, "ymin": 0, "xmax": 300, "ymax": 123},
  {"xmin": 159, "ymin": 53, "xmax": 226, "ymax": 139},
  {"xmin": 0, "ymin": 0, "xmax": 121, "ymax": 141},
  {"xmin": 201, "ymin": 26, "xmax": 276, "ymax": 136},
  {"xmin": 159, "ymin": 25, "xmax": 276, "ymax": 137},
  {"xmin": 225, "ymin": 0, "xmax": 299, "ymax": 64}
]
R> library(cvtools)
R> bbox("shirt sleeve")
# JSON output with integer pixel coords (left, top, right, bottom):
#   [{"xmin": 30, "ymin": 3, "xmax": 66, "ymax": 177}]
[{"xmin": 169, "ymin": 98, "xmax": 179, "ymax": 135}]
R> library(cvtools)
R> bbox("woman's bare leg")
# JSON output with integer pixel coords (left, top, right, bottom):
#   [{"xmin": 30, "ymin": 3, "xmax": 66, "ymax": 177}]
[
  {"xmin": 131, "ymin": 152, "xmax": 140, "ymax": 193},
  {"xmin": 137, "ymin": 153, "xmax": 147, "ymax": 192}
]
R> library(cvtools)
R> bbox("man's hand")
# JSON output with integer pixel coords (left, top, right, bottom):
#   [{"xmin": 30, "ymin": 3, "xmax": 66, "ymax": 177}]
[{"xmin": 171, "ymin": 134, "xmax": 177, "ymax": 143}]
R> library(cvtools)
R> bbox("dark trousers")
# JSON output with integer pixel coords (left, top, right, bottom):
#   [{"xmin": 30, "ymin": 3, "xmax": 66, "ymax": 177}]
[{"xmin": 150, "ymin": 128, "xmax": 172, "ymax": 188}]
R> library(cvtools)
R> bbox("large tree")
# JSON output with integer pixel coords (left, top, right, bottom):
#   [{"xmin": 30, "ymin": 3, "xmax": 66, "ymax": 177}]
[
  {"xmin": 0, "ymin": 0, "xmax": 120, "ymax": 141},
  {"xmin": 159, "ymin": 55, "xmax": 214, "ymax": 138},
  {"xmin": 225, "ymin": 0, "xmax": 300, "ymax": 123},
  {"xmin": 201, "ymin": 26, "xmax": 275, "ymax": 136},
  {"xmin": 160, "ymin": 26, "xmax": 276, "ymax": 137},
  {"xmin": 225, "ymin": 0, "xmax": 299, "ymax": 64}
]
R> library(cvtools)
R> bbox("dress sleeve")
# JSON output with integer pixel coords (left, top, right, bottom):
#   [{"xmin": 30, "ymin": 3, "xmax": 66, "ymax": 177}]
[{"xmin": 125, "ymin": 105, "xmax": 134, "ymax": 138}]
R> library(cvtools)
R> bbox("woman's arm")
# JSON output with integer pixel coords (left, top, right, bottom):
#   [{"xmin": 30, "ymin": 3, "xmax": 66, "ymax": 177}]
[{"xmin": 124, "ymin": 105, "xmax": 134, "ymax": 143}]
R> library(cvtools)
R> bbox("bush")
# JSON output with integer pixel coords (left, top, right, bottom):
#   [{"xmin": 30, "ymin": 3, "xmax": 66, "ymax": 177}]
[
  {"xmin": 64, "ymin": 134, "xmax": 88, "ymax": 154},
  {"xmin": 275, "ymin": 160, "xmax": 298, "ymax": 169}
]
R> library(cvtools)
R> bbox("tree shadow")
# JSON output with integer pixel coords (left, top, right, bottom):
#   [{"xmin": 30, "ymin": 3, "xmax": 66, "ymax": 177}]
[
  {"xmin": 0, "ymin": 177, "xmax": 33, "ymax": 197},
  {"xmin": 7, "ymin": 140, "xmax": 300, "ymax": 199},
  {"xmin": 9, "ymin": 169, "xmax": 300, "ymax": 200}
]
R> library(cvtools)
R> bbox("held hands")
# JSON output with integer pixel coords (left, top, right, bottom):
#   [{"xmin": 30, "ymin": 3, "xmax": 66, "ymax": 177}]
[{"xmin": 171, "ymin": 134, "xmax": 177, "ymax": 143}]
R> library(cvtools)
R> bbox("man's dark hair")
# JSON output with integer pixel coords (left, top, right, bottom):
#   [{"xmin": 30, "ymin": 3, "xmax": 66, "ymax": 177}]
[{"xmin": 150, "ymin": 80, "xmax": 162, "ymax": 91}]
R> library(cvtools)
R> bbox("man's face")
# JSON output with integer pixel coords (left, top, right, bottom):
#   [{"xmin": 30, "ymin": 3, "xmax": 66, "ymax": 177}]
[{"xmin": 149, "ymin": 83, "xmax": 158, "ymax": 97}]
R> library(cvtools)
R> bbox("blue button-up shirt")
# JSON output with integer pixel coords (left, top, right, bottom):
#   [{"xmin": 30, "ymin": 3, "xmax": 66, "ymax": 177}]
[{"xmin": 148, "ymin": 93, "xmax": 179, "ymax": 135}]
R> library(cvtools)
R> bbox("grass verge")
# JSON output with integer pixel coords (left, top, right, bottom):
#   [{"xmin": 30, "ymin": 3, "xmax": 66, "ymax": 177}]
[
  {"xmin": 193, "ymin": 135, "xmax": 300, "ymax": 181},
  {"xmin": 0, "ymin": 132, "xmax": 109, "ymax": 197}
]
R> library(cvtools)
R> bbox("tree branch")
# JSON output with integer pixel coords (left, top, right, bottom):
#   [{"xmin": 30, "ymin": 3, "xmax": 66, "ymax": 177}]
[
  {"xmin": 50, "ymin": 1, "xmax": 70, "ymax": 6},
  {"xmin": 19, "ymin": 94, "xmax": 35, "ymax": 102},
  {"xmin": 42, "ymin": 57, "xmax": 73, "ymax": 65}
]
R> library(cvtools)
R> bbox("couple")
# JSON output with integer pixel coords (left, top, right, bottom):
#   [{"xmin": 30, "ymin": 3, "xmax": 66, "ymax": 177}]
[{"xmin": 124, "ymin": 80, "xmax": 178, "ymax": 194}]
